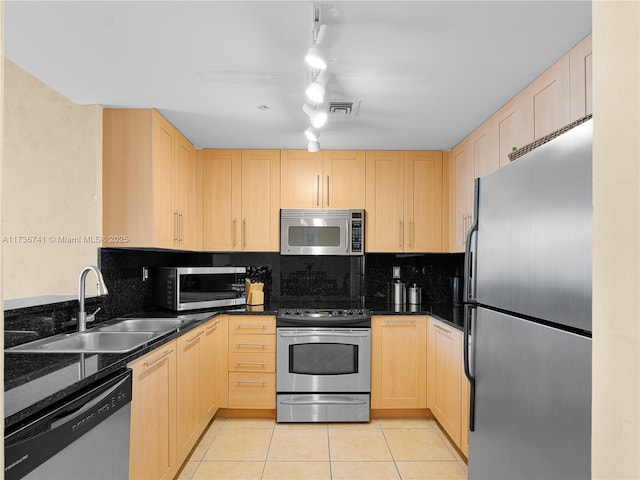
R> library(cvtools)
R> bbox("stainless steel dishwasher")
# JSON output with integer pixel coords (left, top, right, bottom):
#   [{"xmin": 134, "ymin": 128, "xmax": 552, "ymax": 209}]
[{"xmin": 4, "ymin": 369, "xmax": 132, "ymax": 480}]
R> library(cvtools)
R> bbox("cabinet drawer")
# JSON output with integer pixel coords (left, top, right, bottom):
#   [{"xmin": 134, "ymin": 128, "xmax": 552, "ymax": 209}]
[
  {"xmin": 228, "ymin": 372, "xmax": 275, "ymax": 409},
  {"xmin": 229, "ymin": 353, "xmax": 275, "ymax": 372},
  {"xmin": 229, "ymin": 334, "xmax": 275, "ymax": 353},
  {"xmin": 229, "ymin": 316, "xmax": 275, "ymax": 334}
]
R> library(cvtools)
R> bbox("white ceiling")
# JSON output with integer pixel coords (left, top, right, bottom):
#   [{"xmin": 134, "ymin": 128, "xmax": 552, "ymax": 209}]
[{"xmin": 4, "ymin": 1, "xmax": 592, "ymax": 151}]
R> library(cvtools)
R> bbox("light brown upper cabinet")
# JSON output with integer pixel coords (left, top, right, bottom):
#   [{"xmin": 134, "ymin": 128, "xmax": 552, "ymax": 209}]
[
  {"xmin": 280, "ymin": 150, "xmax": 365, "ymax": 209},
  {"xmin": 451, "ymin": 141, "xmax": 474, "ymax": 253},
  {"xmin": 404, "ymin": 151, "xmax": 444, "ymax": 252},
  {"xmin": 528, "ymin": 51, "xmax": 571, "ymax": 140},
  {"xmin": 569, "ymin": 33, "xmax": 593, "ymax": 122},
  {"xmin": 493, "ymin": 89, "xmax": 534, "ymax": 168},
  {"xmin": 366, "ymin": 151, "xmax": 444, "ymax": 252},
  {"xmin": 202, "ymin": 149, "xmax": 280, "ymax": 251},
  {"xmin": 103, "ymin": 109, "xmax": 200, "ymax": 250}
]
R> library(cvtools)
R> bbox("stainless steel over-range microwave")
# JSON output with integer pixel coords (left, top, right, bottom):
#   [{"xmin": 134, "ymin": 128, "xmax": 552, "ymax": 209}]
[
  {"xmin": 154, "ymin": 266, "xmax": 246, "ymax": 311},
  {"xmin": 280, "ymin": 209, "xmax": 364, "ymax": 256}
]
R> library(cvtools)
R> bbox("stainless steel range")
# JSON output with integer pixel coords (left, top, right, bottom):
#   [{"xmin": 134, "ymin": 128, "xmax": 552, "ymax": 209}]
[{"xmin": 276, "ymin": 308, "xmax": 371, "ymax": 423}]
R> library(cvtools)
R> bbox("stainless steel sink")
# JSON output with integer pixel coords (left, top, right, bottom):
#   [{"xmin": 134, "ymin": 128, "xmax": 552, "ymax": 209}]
[
  {"xmin": 97, "ymin": 318, "xmax": 190, "ymax": 332},
  {"xmin": 5, "ymin": 331, "xmax": 161, "ymax": 354}
]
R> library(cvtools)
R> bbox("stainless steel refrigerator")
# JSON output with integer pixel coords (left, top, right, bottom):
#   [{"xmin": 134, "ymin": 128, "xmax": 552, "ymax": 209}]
[{"xmin": 464, "ymin": 120, "xmax": 592, "ymax": 480}]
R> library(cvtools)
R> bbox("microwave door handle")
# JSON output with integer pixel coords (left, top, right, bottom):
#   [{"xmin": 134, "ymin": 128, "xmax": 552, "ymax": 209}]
[{"xmin": 345, "ymin": 219, "xmax": 349, "ymax": 254}]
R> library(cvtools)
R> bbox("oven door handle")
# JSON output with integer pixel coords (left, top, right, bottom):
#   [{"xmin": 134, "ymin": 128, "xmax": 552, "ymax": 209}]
[
  {"xmin": 277, "ymin": 332, "xmax": 370, "ymax": 338},
  {"xmin": 279, "ymin": 398, "xmax": 368, "ymax": 406}
]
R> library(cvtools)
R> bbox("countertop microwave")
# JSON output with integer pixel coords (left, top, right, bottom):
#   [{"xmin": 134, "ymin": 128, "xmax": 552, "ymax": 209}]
[
  {"xmin": 154, "ymin": 266, "xmax": 246, "ymax": 311},
  {"xmin": 280, "ymin": 209, "xmax": 364, "ymax": 256}
]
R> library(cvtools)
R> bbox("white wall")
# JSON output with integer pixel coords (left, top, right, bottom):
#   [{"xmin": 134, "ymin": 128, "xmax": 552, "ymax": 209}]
[
  {"xmin": 592, "ymin": 1, "xmax": 640, "ymax": 478},
  {"xmin": 2, "ymin": 60, "xmax": 102, "ymax": 301}
]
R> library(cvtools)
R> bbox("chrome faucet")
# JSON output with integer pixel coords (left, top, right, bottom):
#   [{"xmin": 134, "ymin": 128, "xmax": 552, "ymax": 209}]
[{"xmin": 78, "ymin": 265, "xmax": 109, "ymax": 332}]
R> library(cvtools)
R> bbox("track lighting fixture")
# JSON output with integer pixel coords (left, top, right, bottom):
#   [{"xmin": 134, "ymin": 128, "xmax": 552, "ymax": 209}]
[
  {"xmin": 307, "ymin": 140, "xmax": 321, "ymax": 153},
  {"xmin": 305, "ymin": 70, "xmax": 331, "ymax": 104},
  {"xmin": 304, "ymin": 127, "xmax": 320, "ymax": 142},
  {"xmin": 304, "ymin": 24, "xmax": 328, "ymax": 70},
  {"xmin": 303, "ymin": 103, "xmax": 328, "ymax": 129}
]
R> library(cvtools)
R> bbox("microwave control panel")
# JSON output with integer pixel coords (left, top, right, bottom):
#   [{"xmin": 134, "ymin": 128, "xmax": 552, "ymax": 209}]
[{"xmin": 350, "ymin": 212, "xmax": 364, "ymax": 254}]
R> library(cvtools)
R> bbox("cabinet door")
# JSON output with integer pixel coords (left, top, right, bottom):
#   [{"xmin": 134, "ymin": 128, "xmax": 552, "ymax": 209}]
[
  {"xmin": 528, "ymin": 52, "xmax": 571, "ymax": 139},
  {"xmin": 323, "ymin": 150, "xmax": 366, "ymax": 208},
  {"xmin": 404, "ymin": 151, "xmax": 443, "ymax": 252},
  {"xmin": 371, "ymin": 316, "xmax": 427, "ymax": 409},
  {"xmin": 365, "ymin": 151, "xmax": 404, "ymax": 252},
  {"xmin": 241, "ymin": 150, "xmax": 281, "ymax": 251},
  {"xmin": 493, "ymin": 91, "xmax": 534, "ymax": 168},
  {"xmin": 451, "ymin": 141, "xmax": 473, "ymax": 252},
  {"xmin": 217, "ymin": 315, "xmax": 230, "ymax": 409},
  {"xmin": 570, "ymin": 34, "xmax": 593, "ymax": 121},
  {"xmin": 470, "ymin": 121, "xmax": 498, "ymax": 179},
  {"xmin": 202, "ymin": 317, "xmax": 222, "ymax": 419},
  {"xmin": 173, "ymin": 132, "xmax": 193, "ymax": 249},
  {"xmin": 176, "ymin": 327, "xmax": 206, "ymax": 462},
  {"xmin": 202, "ymin": 150, "xmax": 242, "ymax": 250},
  {"xmin": 427, "ymin": 318, "xmax": 462, "ymax": 446},
  {"xmin": 152, "ymin": 112, "xmax": 177, "ymax": 249},
  {"xmin": 190, "ymin": 147, "xmax": 203, "ymax": 251},
  {"xmin": 280, "ymin": 150, "xmax": 323, "ymax": 208},
  {"xmin": 128, "ymin": 341, "xmax": 177, "ymax": 480}
]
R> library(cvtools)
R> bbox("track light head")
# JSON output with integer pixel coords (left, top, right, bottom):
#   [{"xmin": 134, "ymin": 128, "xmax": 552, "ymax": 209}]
[
  {"xmin": 305, "ymin": 24, "xmax": 328, "ymax": 70},
  {"xmin": 305, "ymin": 70, "xmax": 331, "ymax": 104},
  {"xmin": 304, "ymin": 127, "xmax": 320, "ymax": 142},
  {"xmin": 303, "ymin": 103, "xmax": 328, "ymax": 129},
  {"xmin": 307, "ymin": 140, "xmax": 321, "ymax": 153}
]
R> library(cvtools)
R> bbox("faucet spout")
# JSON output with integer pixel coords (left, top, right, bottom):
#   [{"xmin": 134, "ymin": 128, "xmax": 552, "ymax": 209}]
[{"xmin": 78, "ymin": 265, "xmax": 109, "ymax": 332}]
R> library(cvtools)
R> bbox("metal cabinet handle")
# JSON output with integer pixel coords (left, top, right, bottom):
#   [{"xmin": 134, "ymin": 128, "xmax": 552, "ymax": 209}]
[
  {"xmin": 179, "ymin": 211, "xmax": 184, "ymax": 244},
  {"xmin": 207, "ymin": 320, "xmax": 221, "ymax": 330},
  {"xmin": 144, "ymin": 349, "xmax": 174, "ymax": 367},
  {"xmin": 316, "ymin": 175, "xmax": 320, "ymax": 206},
  {"xmin": 186, "ymin": 330, "xmax": 204, "ymax": 342},
  {"xmin": 174, "ymin": 211, "xmax": 179, "ymax": 242},
  {"xmin": 235, "ymin": 361, "xmax": 267, "ymax": 366},
  {"xmin": 235, "ymin": 380, "xmax": 267, "ymax": 385},
  {"xmin": 462, "ymin": 214, "xmax": 467, "ymax": 246},
  {"xmin": 242, "ymin": 218, "xmax": 247, "ymax": 248},
  {"xmin": 383, "ymin": 319, "xmax": 416, "ymax": 326},
  {"xmin": 408, "ymin": 220, "xmax": 413, "ymax": 248},
  {"xmin": 235, "ymin": 343, "xmax": 268, "ymax": 348},
  {"xmin": 232, "ymin": 218, "xmax": 237, "ymax": 247},
  {"xmin": 398, "ymin": 220, "xmax": 403, "ymax": 248},
  {"xmin": 326, "ymin": 175, "xmax": 330, "ymax": 206},
  {"xmin": 236, "ymin": 323, "xmax": 267, "ymax": 328},
  {"xmin": 434, "ymin": 323, "xmax": 452, "ymax": 335}
]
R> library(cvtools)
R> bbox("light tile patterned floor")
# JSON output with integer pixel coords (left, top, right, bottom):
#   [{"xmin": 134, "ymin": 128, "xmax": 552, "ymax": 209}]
[{"xmin": 176, "ymin": 416, "xmax": 467, "ymax": 480}]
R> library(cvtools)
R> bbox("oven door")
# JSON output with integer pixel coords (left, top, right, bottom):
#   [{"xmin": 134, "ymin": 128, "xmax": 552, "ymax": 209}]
[{"xmin": 276, "ymin": 328, "xmax": 371, "ymax": 393}]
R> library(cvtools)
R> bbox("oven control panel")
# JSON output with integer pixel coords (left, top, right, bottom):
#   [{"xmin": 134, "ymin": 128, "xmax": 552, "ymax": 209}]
[{"xmin": 277, "ymin": 309, "xmax": 371, "ymax": 327}]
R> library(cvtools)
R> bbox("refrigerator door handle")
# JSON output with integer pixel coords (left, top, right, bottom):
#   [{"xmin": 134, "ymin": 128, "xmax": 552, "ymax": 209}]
[
  {"xmin": 464, "ymin": 303, "xmax": 476, "ymax": 432},
  {"xmin": 464, "ymin": 178, "xmax": 480, "ymax": 302}
]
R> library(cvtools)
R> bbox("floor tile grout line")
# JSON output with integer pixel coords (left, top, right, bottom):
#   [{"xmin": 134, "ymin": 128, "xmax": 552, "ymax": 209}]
[
  {"xmin": 379, "ymin": 425, "xmax": 404, "ymax": 480},
  {"xmin": 259, "ymin": 425, "xmax": 276, "ymax": 480}
]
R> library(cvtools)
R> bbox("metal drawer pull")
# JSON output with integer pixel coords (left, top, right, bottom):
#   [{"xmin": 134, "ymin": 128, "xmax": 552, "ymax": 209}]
[
  {"xmin": 434, "ymin": 324, "xmax": 452, "ymax": 335},
  {"xmin": 235, "ymin": 343, "xmax": 268, "ymax": 347},
  {"xmin": 383, "ymin": 320, "xmax": 416, "ymax": 325},
  {"xmin": 235, "ymin": 361, "xmax": 267, "ymax": 366},
  {"xmin": 236, "ymin": 324, "xmax": 267, "ymax": 328},
  {"xmin": 187, "ymin": 331, "xmax": 204, "ymax": 342},
  {"xmin": 280, "ymin": 399, "xmax": 367, "ymax": 406},
  {"xmin": 144, "ymin": 349, "xmax": 173, "ymax": 367},
  {"xmin": 207, "ymin": 320, "xmax": 221, "ymax": 330},
  {"xmin": 235, "ymin": 380, "xmax": 267, "ymax": 385}
]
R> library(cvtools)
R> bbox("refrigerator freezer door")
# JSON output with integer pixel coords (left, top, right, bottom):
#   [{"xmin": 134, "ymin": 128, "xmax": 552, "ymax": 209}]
[
  {"xmin": 468, "ymin": 307, "xmax": 591, "ymax": 480},
  {"xmin": 474, "ymin": 121, "xmax": 592, "ymax": 332}
]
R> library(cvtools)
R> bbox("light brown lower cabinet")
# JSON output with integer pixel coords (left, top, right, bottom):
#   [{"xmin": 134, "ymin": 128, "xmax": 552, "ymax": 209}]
[
  {"xmin": 128, "ymin": 340, "xmax": 177, "ymax": 480},
  {"xmin": 128, "ymin": 316, "xmax": 226, "ymax": 480},
  {"xmin": 371, "ymin": 315, "xmax": 427, "ymax": 409},
  {"xmin": 427, "ymin": 316, "xmax": 469, "ymax": 454},
  {"xmin": 227, "ymin": 315, "xmax": 276, "ymax": 409}
]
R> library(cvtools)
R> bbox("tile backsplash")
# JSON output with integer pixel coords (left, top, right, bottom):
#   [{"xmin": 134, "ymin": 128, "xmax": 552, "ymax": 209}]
[{"xmin": 4, "ymin": 249, "xmax": 464, "ymax": 342}]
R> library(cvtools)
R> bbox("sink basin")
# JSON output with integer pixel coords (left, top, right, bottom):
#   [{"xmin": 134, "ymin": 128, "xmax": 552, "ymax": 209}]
[
  {"xmin": 5, "ymin": 331, "xmax": 161, "ymax": 354},
  {"xmin": 97, "ymin": 318, "xmax": 190, "ymax": 332}
]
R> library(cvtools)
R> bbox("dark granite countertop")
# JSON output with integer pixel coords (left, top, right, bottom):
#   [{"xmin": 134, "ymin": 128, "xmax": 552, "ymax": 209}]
[{"xmin": 4, "ymin": 301, "xmax": 463, "ymax": 431}]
